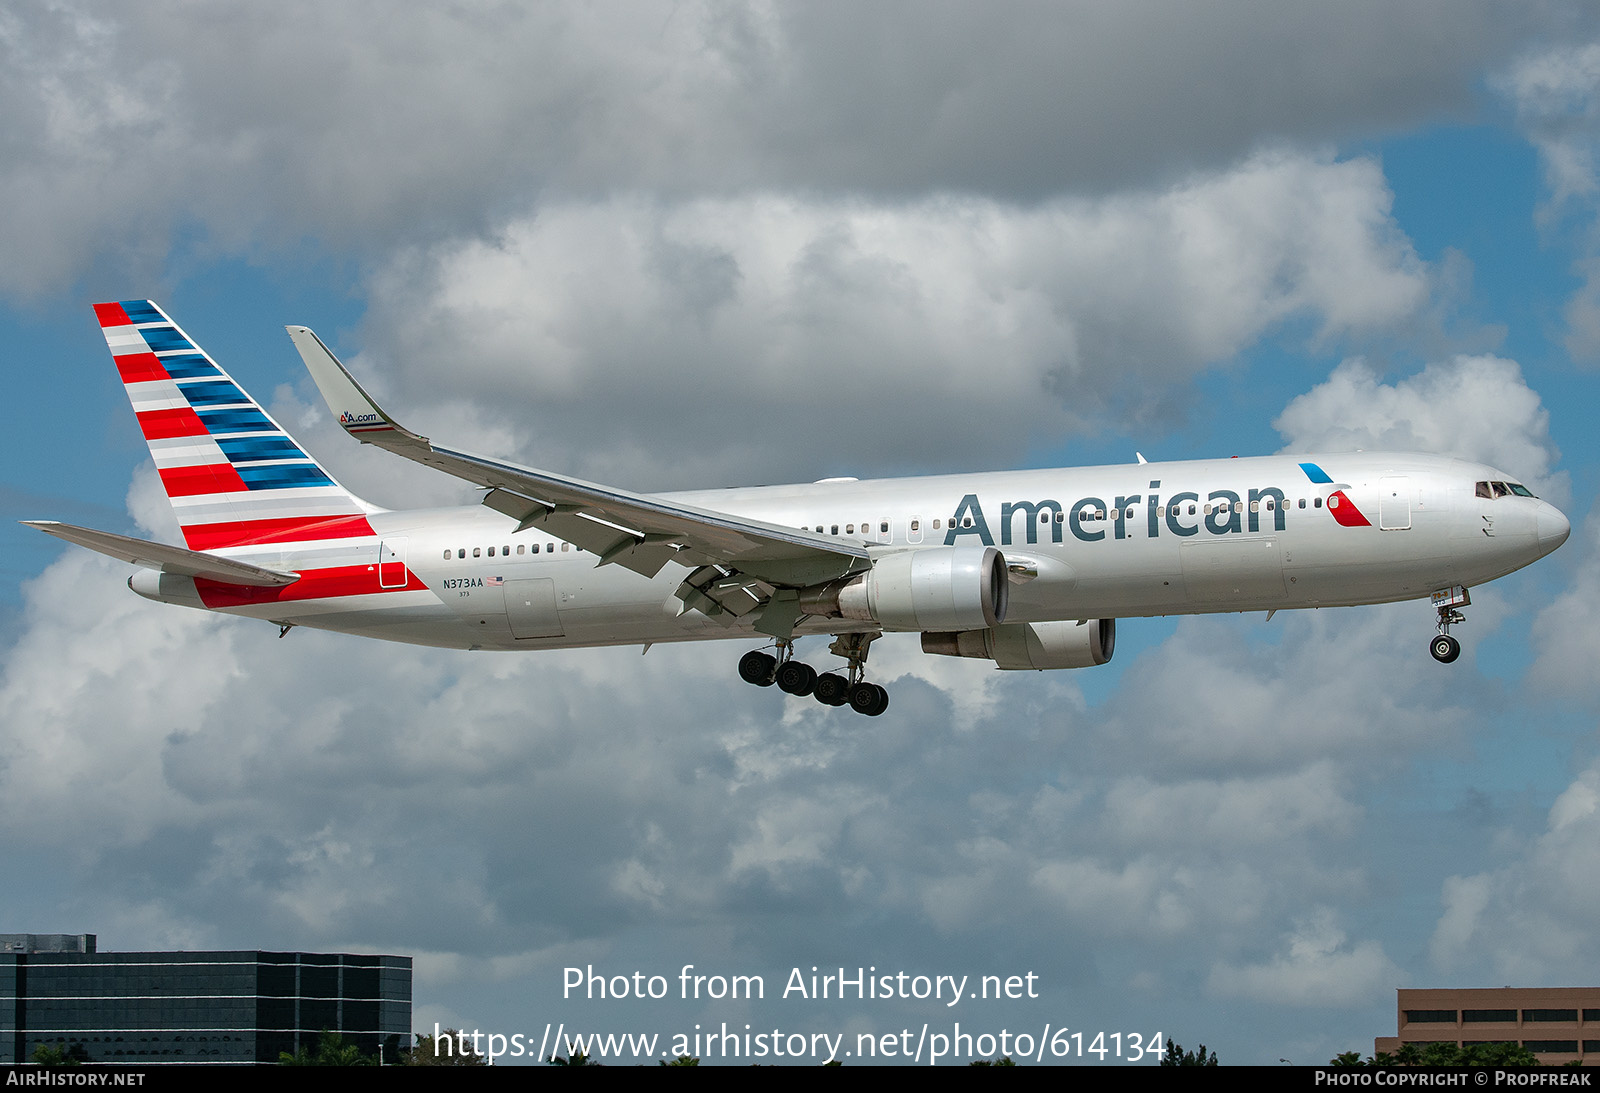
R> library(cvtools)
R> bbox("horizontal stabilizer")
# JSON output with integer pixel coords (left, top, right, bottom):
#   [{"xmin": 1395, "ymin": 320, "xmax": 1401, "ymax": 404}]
[{"xmin": 22, "ymin": 521, "xmax": 300, "ymax": 587}]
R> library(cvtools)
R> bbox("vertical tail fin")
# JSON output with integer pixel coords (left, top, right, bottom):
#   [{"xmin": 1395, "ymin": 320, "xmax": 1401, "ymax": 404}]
[{"xmin": 94, "ymin": 300, "xmax": 379, "ymax": 551}]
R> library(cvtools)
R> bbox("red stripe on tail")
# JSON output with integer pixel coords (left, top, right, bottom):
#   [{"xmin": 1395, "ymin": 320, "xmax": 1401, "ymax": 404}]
[
  {"xmin": 115, "ymin": 352, "xmax": 169, "ymax": 384},
  {"xmin": 93, "ymin": 302, "xmax": 132, "ymax": 327},
  {"xmin": 136, "ymin": 406, "xmax": 208, "ymax": 440},
  {"xmin": 181, "ymin": 514, "xmax": 376, "ymax": 551},
  {"xmin": 158, "ymin": 463, "xmax": 250, "ymax": 498}
]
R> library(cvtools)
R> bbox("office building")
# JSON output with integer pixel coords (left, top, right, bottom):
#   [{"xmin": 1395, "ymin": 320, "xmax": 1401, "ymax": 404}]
[
  {"xmin": 1375, "ymin": 987, "xmax": 1599, "ymax": 1066},
  {"xmin": 1, "ymin": 933, "xmax": 411, "ymax": 1065}
]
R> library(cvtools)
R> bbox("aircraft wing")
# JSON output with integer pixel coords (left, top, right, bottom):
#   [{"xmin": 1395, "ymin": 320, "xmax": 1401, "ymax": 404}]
[
  {"xmin": 22, "ymin": 521, "xmax": 300, "ymax": 587},
  {"xmin": 287, "ymin": 327, "xmax": 868, "ymax": 633}
]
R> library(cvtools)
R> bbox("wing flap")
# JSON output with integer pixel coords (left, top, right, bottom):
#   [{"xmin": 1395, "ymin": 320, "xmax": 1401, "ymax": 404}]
[{"xmin": 22, "ymin": 521, "xmax": 300, "ymax": 587}]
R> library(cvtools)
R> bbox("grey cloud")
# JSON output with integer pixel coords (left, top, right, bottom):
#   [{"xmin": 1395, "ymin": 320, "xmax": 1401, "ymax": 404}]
[
  {"xmin": 1429, "ymin": 763, "xmax": 1600, "ymax": 981},
  {"xmin": 1497, "ymin": 40, "xmax": 1600, "ymax": 364},
  {"xmin": 1274, "ymin": 355, "xmax": 1567, "ymax": 506},
  {"xmin": 1209, "ymin": 908, "xmax": 1401, "ymax": 1007},
  {"xmin": 1530, "ymin": 503, "xmax": 1600, "ymax": 693},
  {"xmin": 355, "ymin": 154, "xmax": 1426, "ymax": 490},
  {"xmin": 0, "ymin": 1, "xmax": 1579, "ymax": 299}
]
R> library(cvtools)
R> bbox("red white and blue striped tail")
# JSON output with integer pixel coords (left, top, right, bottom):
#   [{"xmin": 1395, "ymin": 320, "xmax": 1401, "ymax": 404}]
[{"xmin": 93, "ymin": 300, "xmax": 379, "ymax": 552}]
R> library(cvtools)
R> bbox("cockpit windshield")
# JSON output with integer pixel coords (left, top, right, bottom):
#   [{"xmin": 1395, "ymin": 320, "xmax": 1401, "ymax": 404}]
[{"xmin": 1476, "ymin": 480, "xmax": 1536, "ymax": 499}]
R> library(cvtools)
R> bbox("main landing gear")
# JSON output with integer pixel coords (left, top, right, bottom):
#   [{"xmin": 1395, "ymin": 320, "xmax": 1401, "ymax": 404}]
[
  {"xmin": 737, "ymin": 634, "xmax": 890, "ymax": 716},
  {"xmin": 1429, "ymin": 585, "xmax": 1469, "ymax": 664}
]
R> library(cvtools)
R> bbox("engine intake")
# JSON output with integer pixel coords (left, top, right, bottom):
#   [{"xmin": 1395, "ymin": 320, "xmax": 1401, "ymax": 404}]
[
  {"xmin": 922, "ymin": 619, "xmax": 1116, "ymax": 670},
  {"xmin": 800, "ymin": 545, "xmax": 1008, "ymax": 631}
]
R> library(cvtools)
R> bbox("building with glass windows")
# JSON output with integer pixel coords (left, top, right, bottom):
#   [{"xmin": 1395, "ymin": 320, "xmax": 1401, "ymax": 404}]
[
  {"xmin": 1, "ymin": 934, "xmax": 411, "ymax": 1065},
  {"xmin": 1375, "ymin": 987, "xmax": 1600, "ymax": 1066}
]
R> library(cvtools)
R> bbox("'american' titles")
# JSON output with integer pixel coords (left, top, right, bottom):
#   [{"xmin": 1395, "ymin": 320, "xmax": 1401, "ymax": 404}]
[{"xmin": 945, "ymin": 477, "xmax": 1314, "ymax": 548}]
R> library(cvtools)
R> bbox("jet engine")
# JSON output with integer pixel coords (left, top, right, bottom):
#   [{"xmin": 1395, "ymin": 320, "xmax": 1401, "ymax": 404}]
[
  {"xmin": 800, "ymin": 545, "xmax": 1008, "ymax": 631},
  {"xmin": 921, "ymin": 618, "xmax": 1116, "ymax": 670}
]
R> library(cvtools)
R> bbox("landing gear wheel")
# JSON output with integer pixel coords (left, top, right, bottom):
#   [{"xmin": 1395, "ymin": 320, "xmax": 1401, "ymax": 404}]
[
  {"xmin": 1430, "ymin": 634, "xmax": 1461, "ymax": 664},
  {"xmin": 739, "ymin": 650, "xmax": 777, "ymax": 686},
  {"xmin": 776, "ymin": 660, "xmax": 817, "ymax": 696},
  {"xmin": 813, "ymin": 673, "xmax": 851, "ymax": 706},
  {"xmin": 848, "ymin": 682, "xmax": 889, "ymax": 717}
]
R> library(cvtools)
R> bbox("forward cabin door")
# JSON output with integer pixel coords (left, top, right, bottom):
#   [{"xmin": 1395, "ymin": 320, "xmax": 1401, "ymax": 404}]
[{"xmin": 1379, "ymin": 477, "xmax": 1412, "ymax": 530}]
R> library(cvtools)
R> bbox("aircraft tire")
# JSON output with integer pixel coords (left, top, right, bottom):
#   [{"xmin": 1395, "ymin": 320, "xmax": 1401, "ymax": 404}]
[
  {"xmin": 739, "ymin": 650, "xmax": 778, "ymax": 686},
  {"xmin": 813, "ymin": 673, "xmax": 851, "ymax": 706},
  {"xmin": 776, "ymin": 660, "xmax": 817, "ymax": 696},
  {"xmin": 849, "ymin": 682, "xmax": 889, "ymax": 716},
  {"xmin": 1430, "ymin": 635, "xmax": 1461, "ymax": 664}
]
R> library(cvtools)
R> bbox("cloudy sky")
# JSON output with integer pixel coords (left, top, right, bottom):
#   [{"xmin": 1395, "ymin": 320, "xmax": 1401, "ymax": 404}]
[{"xmin": 5, "ymin": 1, "xmax": 1600, "ymax": 1066}]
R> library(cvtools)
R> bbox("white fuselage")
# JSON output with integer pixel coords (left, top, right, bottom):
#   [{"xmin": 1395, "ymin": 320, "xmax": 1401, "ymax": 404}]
[{"xmin": 148, "ymin": 451, "xmax": 1568, "ymax": 653}]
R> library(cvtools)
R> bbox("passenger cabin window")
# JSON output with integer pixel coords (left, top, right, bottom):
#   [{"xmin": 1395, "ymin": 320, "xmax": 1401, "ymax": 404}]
[
  {"xmin": 880, "ymin": 521, "xmax": 889, "ymax": 533},
  {"xmin": 1314, "ymin": 497, "xmax": 1322, "ymax": 508},
  {"xmin": 443, "ymin": 549, "xmax": 451, "ymax": 560},
  {"xmin": 911, "ymin": 519, "xmax": 920, "ymax": 531}
]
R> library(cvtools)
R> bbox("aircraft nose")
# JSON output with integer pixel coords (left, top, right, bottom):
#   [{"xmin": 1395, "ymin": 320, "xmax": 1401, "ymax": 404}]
[{"xmin": 1537, "ymin": 501, "xmax": 1571, "ymax": 552}]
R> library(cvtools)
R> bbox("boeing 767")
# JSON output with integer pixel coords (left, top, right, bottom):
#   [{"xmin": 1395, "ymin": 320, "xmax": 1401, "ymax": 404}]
[{"xmin": 24, "ymin": 301, "xmax": 1572, "ymax": 716}]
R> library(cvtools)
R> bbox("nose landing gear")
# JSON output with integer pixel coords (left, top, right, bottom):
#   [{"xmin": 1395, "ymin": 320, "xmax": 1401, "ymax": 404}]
[{"xmin": 1429, "ymin": 586, "xmax": 1469, "ymax": 664}]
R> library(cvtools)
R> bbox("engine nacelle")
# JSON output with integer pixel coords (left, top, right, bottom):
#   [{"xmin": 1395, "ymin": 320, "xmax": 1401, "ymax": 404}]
[
  {"xmin": 801, "ymin": 546, "xmax": 1008, "ymax": 631},
  {"xmin": 922, "ymin": 618, "xmax": 1116, "ymax": 670}
]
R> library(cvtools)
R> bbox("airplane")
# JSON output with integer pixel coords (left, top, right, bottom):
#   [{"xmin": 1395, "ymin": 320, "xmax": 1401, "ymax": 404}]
[{"xmin": 24, "ymin": 300, "xmax": 1572, "ymax": 717}]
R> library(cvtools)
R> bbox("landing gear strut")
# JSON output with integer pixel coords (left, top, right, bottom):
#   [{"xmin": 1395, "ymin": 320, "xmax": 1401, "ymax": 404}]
[
  {"xmin": 735, "ymin": 633, "xmax": 889, "ymax": 716},
  {"xmin": 1429, "ymin": 586, "xmax": 1469, "ymax": 664},
  {"xmin": 824, "ymin": 632, "xmax": 889, "ymax": 717}
]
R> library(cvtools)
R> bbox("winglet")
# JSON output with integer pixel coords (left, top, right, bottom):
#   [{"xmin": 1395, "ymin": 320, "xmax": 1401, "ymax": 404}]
[{"xmin": 286, "ymin": 326, "xmax": 429, "ymax": 449}]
